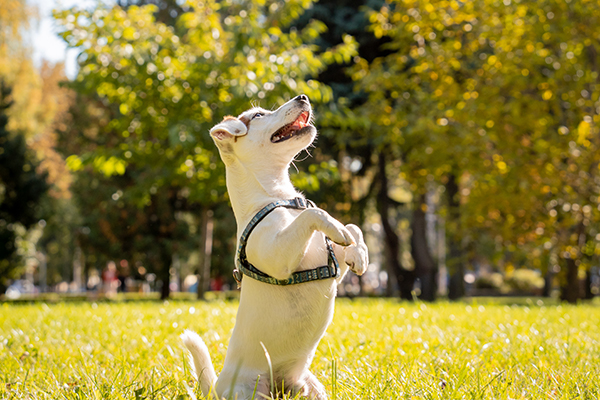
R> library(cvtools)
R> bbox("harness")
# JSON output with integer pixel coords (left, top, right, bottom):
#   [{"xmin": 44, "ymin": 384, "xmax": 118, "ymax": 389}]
[{"xmin": 233, "ymin": 197, "xmax": 340, "ymax": 287}]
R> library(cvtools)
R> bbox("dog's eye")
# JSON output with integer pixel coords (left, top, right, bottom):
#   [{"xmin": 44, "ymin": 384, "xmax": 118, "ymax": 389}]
[{"xmin": 252, "ymin": 113, "xmax": 264, "ymax": 119}]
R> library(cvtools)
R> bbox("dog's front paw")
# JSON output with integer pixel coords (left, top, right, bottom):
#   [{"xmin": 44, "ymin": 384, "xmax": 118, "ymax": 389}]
[
  {"xmin": 343, "ymin": 224, "xmax": 369, "ymax": 275},
  {"xmin": 307, "ymin": 209, "xmax": 354, "ymax": 246}
]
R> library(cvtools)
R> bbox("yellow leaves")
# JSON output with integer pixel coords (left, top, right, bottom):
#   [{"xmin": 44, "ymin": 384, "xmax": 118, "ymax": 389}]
[
  {"xmin": 496, "ymin": 161, "xmax": 508, "ymax": 173},
  {"xmin": 122, "ymin": 26, "xmax": 136, "ymax": 41},
  {"xmin": 66, "ymin": 155, "xmax": 83, "ymax": 172},
  {"xmin": 267, "ymin": 27, "xmax": 281, "ymax": 36},
  {"xmin": 542, "ymin": 90, "xmax": 553, "ymax": 100},
  {"xmin": 577, "ymin": 120, "xmax": 591, "ymax": 146},
  {"xmin": 94, "ymin": 156, "xmax": 127, "ymax": 177},
  {"xmin": 372, "ymin": 25, "xmax": 385, "ymax": 39},
  {"xmin": 217, "ymin": 89, "xmax": 230, "ymax": 103},
  {"xmin": 68, "ymin": 154, "xmax": 126, "ymax": 177}
]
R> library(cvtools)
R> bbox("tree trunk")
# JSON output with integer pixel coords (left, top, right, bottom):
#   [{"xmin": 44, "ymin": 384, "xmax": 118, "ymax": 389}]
[
  {"xmin": 542, "ymin": 269, "xmax": 553, "ymax": 298},
  {"xmin": 445, "ymin": 173, "xmax": 465, "ymax": 300},
  {"xmin": 411, "ymin": 194, "xmax": 437, "ymax": 301},
  {"xmin": 159, "ymin": 239, "xmax": 172, "ymax": 300},
  {"xmin": 377, "ymin": 152, "xmax": 414, "ymax": 299},
  {"xmin": 197, "ymin": 208, "xmax": 214, "ymax": 299},
  {"xmin": 584, "ymin": 269, "xmax": 594, "ymax": 300},
  {"xmin": 560, "ymin": 257, "xmax": 580, "ymax": 303},
  {"xmin": 38, "ymin": 251, "xmax": 47, "ymax": 293}
]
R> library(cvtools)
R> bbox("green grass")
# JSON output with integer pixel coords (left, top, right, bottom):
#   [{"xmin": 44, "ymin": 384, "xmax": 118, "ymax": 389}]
[{"xmin": 1, "ymin": 298, "xmax": 599, "ymax": 399}]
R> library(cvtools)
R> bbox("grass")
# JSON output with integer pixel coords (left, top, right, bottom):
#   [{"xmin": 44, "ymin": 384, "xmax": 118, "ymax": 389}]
[{"xmin": 1, "ymin": 298, "xmax": 599, "ymax": 399}]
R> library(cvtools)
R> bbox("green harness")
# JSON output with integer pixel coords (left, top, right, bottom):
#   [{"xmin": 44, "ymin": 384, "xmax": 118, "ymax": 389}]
[{"xmin": 233, "ymin": 197, "xmax": 340, "ymax": 287}]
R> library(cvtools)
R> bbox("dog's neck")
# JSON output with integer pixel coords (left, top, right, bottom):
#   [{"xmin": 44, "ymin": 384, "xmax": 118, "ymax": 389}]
[{"xmin": 225, "ymin": 159, "xmax": 300, "ymax": 230}]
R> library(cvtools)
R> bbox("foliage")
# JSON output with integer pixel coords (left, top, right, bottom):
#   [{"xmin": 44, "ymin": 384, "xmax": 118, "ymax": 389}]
[
  {"xmin": 0, "ymin": 84, "xmax": 49, "ymax": 292},
  {"xmin": 474, "ymin": 272, "xmax": 504, "ymax": 290},
  {"xmin": 504, "ymin": 269, "xmax": 545, "ymax": 293},
  {"xmin": 356, "ymin": 0, "xmax": 600, "ymax": 300},
  {"xmin": 53, "ymin": 0, "xmax": 356, "ymax": 298},
  {"xmin": 1, "ymin": 299, "xmax": 599, "ymax": 399},
  {"xmin": 0, "ymin": 0, "xmax": 77, "ymax": 292},
  {"xmin": 56, "ymin": 0, "xmax": 354, "ymax": 205}
]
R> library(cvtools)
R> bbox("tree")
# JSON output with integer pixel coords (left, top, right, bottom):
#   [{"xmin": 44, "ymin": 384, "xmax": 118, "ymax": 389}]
[
  {"xmin": 293, "ymin": 0, "xmax": 432, "ymax": 299},
  {"xmin": 116, "ymin": 0, "xmax": 185, "ymax": 25},
  {"xmin": 0, "ymin": 83, "xmax": 49, "ymax": 292},
  {"xmin": 1, "ymin": 0, "xmax": 77, "ymax": 293},
  {"xmin": 55, "ymin": 0, "xmax": 355, "ymax": 299},
  {"xmin": 358, "ymin": 0, "xmax": 600, "ymax": 302}
]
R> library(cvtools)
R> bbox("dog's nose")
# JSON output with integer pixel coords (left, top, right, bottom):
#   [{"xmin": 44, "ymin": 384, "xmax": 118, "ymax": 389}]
[{"xmin": 295, "ymin": 94, "xmax": 309, "ymax": 103}]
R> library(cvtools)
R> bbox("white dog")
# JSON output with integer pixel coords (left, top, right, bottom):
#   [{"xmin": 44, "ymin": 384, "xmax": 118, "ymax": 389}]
[{"xmin": 181, "ymin": 95, "xmax": 368, "ymax": 400}]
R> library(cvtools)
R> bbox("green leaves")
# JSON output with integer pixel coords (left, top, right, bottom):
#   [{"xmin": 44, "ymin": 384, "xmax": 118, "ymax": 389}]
[
  {"xmin": 355, "ymin": 0, "xmax": 600, "ymax": 275},
  {"xmin": 92, "ymin": 156, "xmax": 128, "ymax": 177},
  {"xmin": 55, "ymin": 0, "xmax": 354, "ymax": 206}
]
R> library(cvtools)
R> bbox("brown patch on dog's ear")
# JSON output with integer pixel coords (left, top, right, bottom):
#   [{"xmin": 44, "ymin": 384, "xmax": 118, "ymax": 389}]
[
  {"xmin": 239, "ymin": 115, "xmax": 251, "ymax": 128},
  {"xmin": 209, "ymin": 117, "xmax": 248, "ymax": 147}
]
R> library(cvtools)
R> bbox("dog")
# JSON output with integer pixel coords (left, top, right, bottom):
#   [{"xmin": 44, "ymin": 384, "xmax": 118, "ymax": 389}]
[{"xmin": 181, "ymin": 94, "xmax": 368, "ymax": 399}]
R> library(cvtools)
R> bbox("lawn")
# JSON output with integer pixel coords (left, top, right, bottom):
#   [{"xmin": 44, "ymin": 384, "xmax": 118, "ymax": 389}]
[{"xmin": 1, "ymin": 298, "xmax": 599, "ymax": 399}]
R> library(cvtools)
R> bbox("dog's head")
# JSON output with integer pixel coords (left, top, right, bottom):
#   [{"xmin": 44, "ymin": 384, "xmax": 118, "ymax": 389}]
[{"xmin": 209, "ymin": 95, "xmax": 316, "ymax": 166}]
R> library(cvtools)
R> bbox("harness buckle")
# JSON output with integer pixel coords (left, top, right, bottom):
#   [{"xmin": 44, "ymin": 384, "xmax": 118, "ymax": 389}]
[
  {"xmin": 232, "ymin": 268, "xmax": 243, "ymax": 288},
  {"xmin": 294, "ymin": 197, "xmax": 307, "ymax": 209}
]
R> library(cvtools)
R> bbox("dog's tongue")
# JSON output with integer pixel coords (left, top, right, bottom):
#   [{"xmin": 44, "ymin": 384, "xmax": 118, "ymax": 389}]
[{"xmin": 291, "ymin": 112, "xmax": 309, "ymax": 130}]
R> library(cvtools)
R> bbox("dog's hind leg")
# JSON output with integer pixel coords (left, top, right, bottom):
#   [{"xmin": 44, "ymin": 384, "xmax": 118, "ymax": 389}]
[
  {"xmin": 219, "ymin": 372, "xmax": 271, "ymax": 400},
  {"xmin": 292, "ymin": 371, "xmax": 328, "ymax": 400}
]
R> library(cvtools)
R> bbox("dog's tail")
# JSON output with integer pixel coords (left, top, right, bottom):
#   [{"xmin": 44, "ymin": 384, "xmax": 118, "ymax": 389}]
[{"xmin": 181, "ymin": 330, "xmax": 218, "ymax": 397}]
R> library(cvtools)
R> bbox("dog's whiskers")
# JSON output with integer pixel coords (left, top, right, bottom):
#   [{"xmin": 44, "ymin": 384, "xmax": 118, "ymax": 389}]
[{"xmin": 292, "ymin": 146, "xmax": 315, "ymax": 163}]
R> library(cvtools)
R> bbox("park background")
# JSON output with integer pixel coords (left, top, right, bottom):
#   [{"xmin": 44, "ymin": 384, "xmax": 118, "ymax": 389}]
[
  {"xmin": 1, "ymin": 0, "xmax": 600, "ymax": 304},
  {"xmin": 2, "ymin": 1, "xmax": 600, "ymax": 399}
]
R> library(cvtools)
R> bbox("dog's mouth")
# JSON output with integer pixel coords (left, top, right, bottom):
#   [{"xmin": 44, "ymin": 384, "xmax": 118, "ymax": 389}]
[{"xmin": 270, "ymin": 111, "xmax": 311, "ymax": 143}]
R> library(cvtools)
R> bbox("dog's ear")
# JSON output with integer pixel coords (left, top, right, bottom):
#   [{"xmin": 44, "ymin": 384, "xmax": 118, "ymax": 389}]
[{"xmin": 209, "ymin": 116, "xmax": 247, "ymax": 143}]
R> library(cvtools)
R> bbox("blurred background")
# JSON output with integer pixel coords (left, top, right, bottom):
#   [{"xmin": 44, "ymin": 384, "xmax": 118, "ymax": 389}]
[{"xmin": 1, "ymin": 0, "xmax": 599, "ymax": 303}]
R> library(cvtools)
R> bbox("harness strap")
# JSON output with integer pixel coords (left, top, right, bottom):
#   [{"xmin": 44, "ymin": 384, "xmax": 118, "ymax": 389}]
[{"xmin": 233, "ymin": 197, "xmax": 340, "ymax": 287}]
